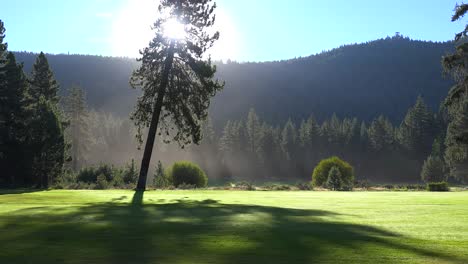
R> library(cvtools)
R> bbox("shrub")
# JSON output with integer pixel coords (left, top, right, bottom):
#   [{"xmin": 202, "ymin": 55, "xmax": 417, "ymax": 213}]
[
  {"xmin": 405, "ymin": 184, "xmax": 425, "ymax": 191},
  {"xmin": 95, "ymin": 174, "xmax": 108, "ymax": 190},
  {"xmin": 421, "ymin": 155, "xmax": 446, "ymax": 183},
  {"xmin": 167, "ymin": 161, "xmax": 208, "ymax": 188},
  {"xmin": 230, "ymin": 181, "xmax": 255, "ymax": 190},
  {"xmin": 312, "ymin": 156, "xmax": 354, "ymax": 188},
  {"xmin": 354, "ymin": 179, "xmax": 370, "ymax": 189},
  {"xmin": 77, "ymin": 164, "xmax": 114, "ymax": 183},
  {"xmin": 327, "ymin": 166, "xmax": 343, "ymax": 190},
  {"xmin": 264, "ymin": 183, "xmax": 291, "ymax": 191},
  {"xmin": 296, "ymin": 182, "xmax": 313, "ymax": 190},
  {"xmin": 176, "ymin": 183, "xmax": 197, "ymax": 189},
  {"xmin": 427, "ymin": 182, "xmax": 449, "ymax": 192}
]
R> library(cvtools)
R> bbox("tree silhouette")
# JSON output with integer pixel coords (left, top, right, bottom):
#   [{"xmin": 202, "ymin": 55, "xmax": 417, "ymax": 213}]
[{"xmin": 131, "ymin": 0, "xmax": 224, "ymax": 190}]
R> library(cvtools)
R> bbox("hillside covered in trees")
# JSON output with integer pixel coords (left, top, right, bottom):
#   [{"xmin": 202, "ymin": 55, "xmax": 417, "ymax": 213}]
[{"xmin": 14, "ymin": 35, "xmax": 454, "ymax": 126}]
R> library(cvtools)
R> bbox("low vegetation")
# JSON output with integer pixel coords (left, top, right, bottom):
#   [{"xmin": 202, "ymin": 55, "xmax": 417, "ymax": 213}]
[
  {"xmin": 312, "ymin": 156, "xmax": 354, "ymax": 189},
  {"xmin": 167, "ymin": 161, "xmax": 208, "ymax": 188},
  {"xmin": 427, "ymin": 182, "xmax": 450, "ymax": 192}
]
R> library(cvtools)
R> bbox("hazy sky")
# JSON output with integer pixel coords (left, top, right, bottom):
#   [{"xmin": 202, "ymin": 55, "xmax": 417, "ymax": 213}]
[{"xmin": 1, "ymin": 0, "xmax": 465, "ymax": 62}]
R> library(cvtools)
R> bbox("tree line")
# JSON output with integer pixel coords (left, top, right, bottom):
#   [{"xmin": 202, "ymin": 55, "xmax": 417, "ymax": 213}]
[{"xmin": 0, "ymin": 20, "xmax": 65, "ymax": 187}]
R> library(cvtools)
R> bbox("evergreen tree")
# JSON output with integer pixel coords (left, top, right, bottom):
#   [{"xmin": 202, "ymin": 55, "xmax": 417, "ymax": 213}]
[
  {"xmin": 219, "ymin": 120, "xmax": 235, "ymax": 156},
  {"xmin": 368, "ymin": 115, "xmax": 394, "ymax": 152},
  {"xmin": 398, "ymin": 96, "xmax": 435, "ymax": 159},
  {"xmin": 445, "ymin": 98, "xmax": 468, "ymax": 182},
  {"xmin": 281, "ymin": 119, "xmax": 297, "ymax": 161},
  {"xmin": 0, "ymin": 52, "xmax": 30, "ymax": 186},
  {"xmin": 246, "ymin": 108, "xmax": 262, "ymax": 156},
  {"xmin": 131, "ymin": 0, "xmax": 224, "ymax": 190},
  {"xmin": 0, "ymin": 20, "xmax": 9, "ymax": 163},
  {"xmin": 421, "ymin": 138, "xmax": 446, "ymax": 183},
  {"xmin": 359, "ymin": 121, "xmax": 368, "ymax": 149},
  {"xmin": 327, "ymin": 166, "xmax": 343, "ymax": 191},
  {"xmin": 123, "ymin": 159, "xmax": 138, "ymax": 184},
  {"xmin": 29, "ymin": 52, "xmax": 60, "ymax": 104},
  {"xmin": 442, "ymin": 3, "xmax": 468, "ymax": 182},
  {"xmin": 63, "ymin": 85, "xmax": 91, "ymax": 170},
  {"xmin": 0, "ymin": 20, "xmax": 6, "ymax": 66},
  {"xmin": 153, "ymin": 160, "xmax": 169, "ymax": 188},
  {"xmin": 29, "ymin": 97, "xmax": 66, "ymax": 187}
]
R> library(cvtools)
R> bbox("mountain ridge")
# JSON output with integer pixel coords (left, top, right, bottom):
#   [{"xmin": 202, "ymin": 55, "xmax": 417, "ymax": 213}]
[{"xmin": 13, "ymin": 35, "xmax": 455, "ymax": 126}]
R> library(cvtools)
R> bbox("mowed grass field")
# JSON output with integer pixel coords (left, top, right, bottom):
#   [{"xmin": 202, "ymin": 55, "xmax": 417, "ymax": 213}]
[{"xmin": 1, "ymin": 190, "xmax": 467, "ymax": 264}]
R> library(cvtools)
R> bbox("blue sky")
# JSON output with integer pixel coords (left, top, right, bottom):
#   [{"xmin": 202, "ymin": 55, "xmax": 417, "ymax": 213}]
[{"xmin": 1, "ymin": 0, "xmax": 465, "ymax": 62}]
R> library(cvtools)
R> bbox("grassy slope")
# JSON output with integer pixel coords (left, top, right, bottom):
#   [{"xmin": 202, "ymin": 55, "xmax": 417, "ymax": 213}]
[{"xmin": 0, "ymin": 190, "xmax": 467, "ymax": 264}]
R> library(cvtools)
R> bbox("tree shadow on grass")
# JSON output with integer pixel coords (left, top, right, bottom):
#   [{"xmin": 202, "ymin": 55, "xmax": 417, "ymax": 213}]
[
  {"xmin": 0, "ymin": 188, "xmax": 46, "ymax": 195},
  {"xmin": 0, "ymin": 191, "xmax": 466, "ymax": 264}
]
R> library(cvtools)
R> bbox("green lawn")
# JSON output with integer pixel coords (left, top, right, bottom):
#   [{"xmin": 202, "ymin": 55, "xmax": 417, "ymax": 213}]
[{"xmin": 1, "ymin": 190, "xmax": 467, "ymax": 263}]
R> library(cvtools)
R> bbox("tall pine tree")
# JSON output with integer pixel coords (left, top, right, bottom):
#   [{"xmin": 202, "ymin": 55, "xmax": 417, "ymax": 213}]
[
  {"xmin": 0, "ymin": 51, "xmax": 30, "ymax": 186},
  {"xmin": 63, "ymin": 85, "xmax": 91, "ymax": 171},
  {"xmin": 442, "ymin": 3, "xmax": 468, "ymax": 182},
  {"xmin": 398, "ymin": 96, "xmax": 436, "ymax": 159},
  {"xmin": 131, "ymin": 0, "xmax": 224, "ymax": 190}
]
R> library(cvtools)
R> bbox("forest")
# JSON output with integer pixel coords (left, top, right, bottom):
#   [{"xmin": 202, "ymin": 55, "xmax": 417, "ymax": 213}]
[
  {"xmin": 0, "ymin": 7, "xmax": 466, "ymax": 189},
  {"xmin": 0, "ymin": 40, "xmax": 463, "ymax": 187}
]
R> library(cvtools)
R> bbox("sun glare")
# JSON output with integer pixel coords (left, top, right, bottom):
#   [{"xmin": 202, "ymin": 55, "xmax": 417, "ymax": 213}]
[
  {"xmin": 111, "ymin": 0, "xmax": 239, "ymax": 60},
  {"xmin": 163, "ymin": 18, "xmax": 186, "ymax": 40}
]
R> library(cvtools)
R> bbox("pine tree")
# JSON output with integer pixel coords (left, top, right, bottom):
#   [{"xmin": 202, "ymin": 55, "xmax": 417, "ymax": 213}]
[
  {"xmin": 421, "ymin": 138, "xmax": 446, "ymax": 183},
  {"xmin": 0, "ymin": 20, "xmax": 7, "ymax": 66},
  {"xmin": 26, "ymin": 52, "xmax": 66, "ymax": 187},
  {"xmin": 123, "ymin": 159, "xmax": 138, "ymax": 184},
  {"xmin": 327, "ymin": 166, "xmax": 343, "ymax": 191},
  {"xmin": 0, "ymin": 20, "xmax": 9, "ymax": 164},
  {"xmin": 131, "ymin": 0, "xmax": 224, "ymax": 190},
  {"xmin": 0, "ymin": 52, "xmax": 30, "ymax": 186},
  {"xmin": 358, "ymin": 121, "xmax": 368, "ymax": 153},
  {"xmin": 219, "ymin": 120, "xmax": 235, "ymax": 156},
  {"xmin": 445, "ymin": 97, "xmax": 468, "ymax": 182},
  {"xmin": 29, "ymin": 52, "xmax": 60, "ymax": 104},
  {"xmin": 63, "ymin": 85, "xmax": 90, "ymax": 171},
  {"xmin": 29, "ymin": 97, "xmax": 66, "ymax": 187},
  {"xmin": 398, "ymin": 96, "xmax": 435, "ymax": 159},
  {"xmin": 441, "ymin": 4, "xmax": 468, "ymax": 182},
  {"xmin": 329, "ymin": 113, "xmax": 342, "ymax": 145},
  {"xmin": 246, "ymin": 108, "xmax": 262, "ymax": 156},
  {"xmin": 153, "ymin": 161, "xmax": 168, "ymax": 188},
  {"xmin": 368, "ymin": 115, "xmax": 394, "ymax": 152},
  {"xmin": 281, "ymin": 119, "xmax": 297, "ymax": 161}
]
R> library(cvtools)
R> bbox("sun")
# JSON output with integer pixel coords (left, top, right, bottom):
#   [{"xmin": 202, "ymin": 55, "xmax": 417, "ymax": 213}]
[
  {"xmin": 163, "ymin": 18, "xmax": 186, "ymax": 40},
  {"xmin": 110, "ymin": 0, "xmax": 239, "ymax": 61}
]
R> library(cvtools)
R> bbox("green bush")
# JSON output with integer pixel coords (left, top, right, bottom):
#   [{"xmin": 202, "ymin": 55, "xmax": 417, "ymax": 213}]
[
  {"xmin": 427, "ymin": 182, "xmax": 449, "ymax": 192},
  {"xmin": 296, "ymin": 182, "xmax": 313, "ymax": 190},
  {"xmin": 167, "ymin": 161, "xmax": 208, "ymax": 188},
  {"xmin": 95, "ymin": 174, "xmax": 108, "ymax": 190},
  {"xmin": 77, "ymin": 164, "xmax": 114, "ymax": 183},
  {"xmin": 312, "ymin": 156, "xmax": 354, "ymax": 188}
]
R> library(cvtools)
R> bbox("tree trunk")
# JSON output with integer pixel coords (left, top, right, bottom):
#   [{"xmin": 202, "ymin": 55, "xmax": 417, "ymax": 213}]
[{"xmin": 136, "ymin": 41, "xmax": 175, "ymax": 190}]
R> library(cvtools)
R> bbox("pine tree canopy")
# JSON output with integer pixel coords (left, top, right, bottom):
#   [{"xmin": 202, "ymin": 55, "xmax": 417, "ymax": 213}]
[
  {"xmin": 29, "ymin": 52, "xmax": 59, "ymax": 104},
  {"xmin": 131, "ymin": 0, "xmax": 224, "ymax": 147}
]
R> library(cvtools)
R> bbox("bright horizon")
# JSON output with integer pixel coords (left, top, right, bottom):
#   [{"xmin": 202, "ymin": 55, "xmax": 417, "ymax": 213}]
[{"xmin": 1, "ymin": 0, "xmax": 465, "ymax": 62}]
